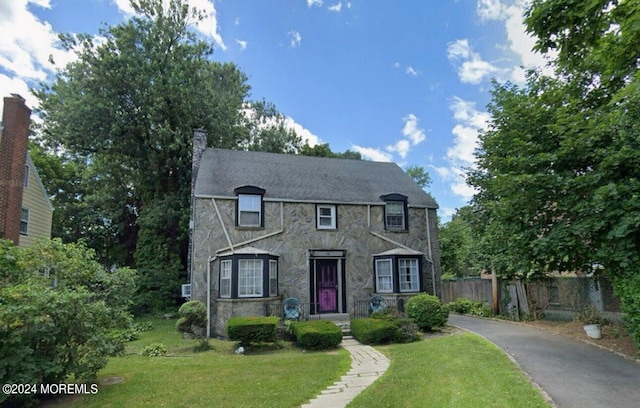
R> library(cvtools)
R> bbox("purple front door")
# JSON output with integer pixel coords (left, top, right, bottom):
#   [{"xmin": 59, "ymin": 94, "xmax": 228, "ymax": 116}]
[{"xmin": 317, "ymin": 260, "xmax": 338, "ymax": 313}]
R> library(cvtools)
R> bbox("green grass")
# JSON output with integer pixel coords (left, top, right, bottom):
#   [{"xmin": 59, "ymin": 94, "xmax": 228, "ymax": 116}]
[
  {"xmin": 347, "ymin": 333, "xmax": 550, "ymax": 408},
  {"xmin": 43, "ymin": 321, "xmax": 550, "ymax": 408},
  {"xmin": 44, "ymin": 318, "xmax": 351, "ymax": 408}
]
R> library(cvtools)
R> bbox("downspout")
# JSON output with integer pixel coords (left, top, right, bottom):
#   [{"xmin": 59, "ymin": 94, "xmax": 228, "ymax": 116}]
[
  {"xmin": 206, "ymin": 256, "xmax": 213, "ymax": 338},
  {"xmin": 425, "ymin": 208, "xmax": 436, "ymax": 296}
]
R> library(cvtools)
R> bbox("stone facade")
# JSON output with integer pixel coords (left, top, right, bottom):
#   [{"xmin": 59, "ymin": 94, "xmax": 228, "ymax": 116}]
[{"xmin": 191, "ymin": 197, "xmax": 441, "ymax": 337}]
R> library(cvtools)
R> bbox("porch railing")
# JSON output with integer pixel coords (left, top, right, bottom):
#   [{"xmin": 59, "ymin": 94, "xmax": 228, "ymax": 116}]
[
  {"xmin": 264, "ymin": 302, "xmax": 321, "ymax": 321},
  {"xmin": 351, "ymin": 298, "xmax": 405, "ymax": 319}
]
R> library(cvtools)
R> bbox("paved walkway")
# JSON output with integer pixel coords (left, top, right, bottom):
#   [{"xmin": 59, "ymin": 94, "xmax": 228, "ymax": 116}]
[
  {"xmin": 300, "ymin": 337, "xmax": 390, "ymax": 408},
  {"xmin": 449, "ymin": 314, "xmax": 640, "ymax": 408}
]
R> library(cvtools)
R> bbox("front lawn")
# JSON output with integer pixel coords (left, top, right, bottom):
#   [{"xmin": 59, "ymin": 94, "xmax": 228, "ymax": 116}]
[
  {"xmin": 43, "ymin": 318, "xmax": 351, "ymax": 408},
  {"xmin": 348, "ymin": 333, "xmax": 550, "ymax": 408}
]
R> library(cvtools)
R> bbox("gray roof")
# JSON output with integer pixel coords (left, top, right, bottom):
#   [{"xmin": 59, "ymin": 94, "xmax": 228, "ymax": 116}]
[{"xmin": 194, "ymin": 148, "xmax": 438, "ymax": 208}]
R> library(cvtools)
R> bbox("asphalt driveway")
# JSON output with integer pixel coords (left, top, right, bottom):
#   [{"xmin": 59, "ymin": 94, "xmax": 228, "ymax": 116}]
[{"xmin": 448, "ymin": 314, "xmax": 640, "ymax": 408}]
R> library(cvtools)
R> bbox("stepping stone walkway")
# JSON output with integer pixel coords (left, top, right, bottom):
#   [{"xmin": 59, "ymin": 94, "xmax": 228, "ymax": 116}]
[{"xmin": 301, "ymin": 337, "xmax": 390, "ymax": 408}]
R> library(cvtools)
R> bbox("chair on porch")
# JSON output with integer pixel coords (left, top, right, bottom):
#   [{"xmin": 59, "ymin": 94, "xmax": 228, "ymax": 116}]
[
  {"xmin": 283, "ymin": 297, "xmax": 302, "ymax": 321},
  {"xmin": 369, "ymin": 295, "xmax": 388, "ymax": 314}
]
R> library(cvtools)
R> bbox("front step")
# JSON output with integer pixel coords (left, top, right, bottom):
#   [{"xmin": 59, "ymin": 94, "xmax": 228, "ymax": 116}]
[{"xmin": 309, "ymin": 313, "xmax": 351, "ymax": 337}]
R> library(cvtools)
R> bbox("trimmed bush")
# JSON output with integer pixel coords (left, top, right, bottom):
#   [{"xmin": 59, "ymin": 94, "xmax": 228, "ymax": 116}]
[
  {"xmin": 406, "ymin": 294, "xmax": 449, "ymax": 331},
  {"xmin": 370, "ymin": 308, "xmax": 420, "ymax": 343},
  {"xmin": 227, "ymin": 316, "xmax": 278, "ymax": 345},
  {"xmin": 291, "ymin": 320, "xmax": 342, "ymax": 350},
  {"xmin": 351, "ymin": 318, "xmax": 398, "ymax": 345}
]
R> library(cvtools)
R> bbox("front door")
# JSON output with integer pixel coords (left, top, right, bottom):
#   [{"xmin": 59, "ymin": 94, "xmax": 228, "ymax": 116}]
[{"xmin": 317, "ymin": 259, "xmax": 338, "ymax": 313}]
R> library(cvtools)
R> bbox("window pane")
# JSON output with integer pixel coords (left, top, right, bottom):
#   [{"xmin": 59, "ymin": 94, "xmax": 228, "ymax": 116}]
[
  {"xmin": 399, "ymin": 259, "xmax": 419, "ymax": 292},
  {"xmin": 386, "ymin": 202, "xmax": 405, "ymax": 230},
  {"xmin": 269, "ymin": 260, "xmax": 278, "ymax": 297},
  {"xmin": 317, "ymin": 205, "xmax": 335, "ymax": 229},
  {"xmin": 20, "ymin": 208, "xmax": 29, "ymax": 234},
  {"xmin": 238, "ymin": 195, "xmax": 261, "ymax": 226},
  {"xmin": 220, "ymin": 260, "xmax": 232, "ymax": 298},
  {"xmin": 375, "ymin": 259, "xmax": 393, "ymax": 293},
  {"xmin": 239, "ymin": 259, "xmax": 263, "ymax": 297}
]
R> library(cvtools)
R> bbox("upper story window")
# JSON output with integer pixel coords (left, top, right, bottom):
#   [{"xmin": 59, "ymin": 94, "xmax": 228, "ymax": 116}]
[
  {"xmin": 381, "ymin": 194, "xmax": 408, "ymax": 231},
  {"xmin": 234, "ymin": 186, "xmax": 265, "ymax": 228},
  {"xmin": 316, "ymin": 204, "xmax": 337, "ymax": 229},
  {"xmin": 23, "ymin": 165, "xmax": 29, "ymax": 188},
  {"xmin": 20, "ymin": 208, "xmax": 29, "ymax": 235}
]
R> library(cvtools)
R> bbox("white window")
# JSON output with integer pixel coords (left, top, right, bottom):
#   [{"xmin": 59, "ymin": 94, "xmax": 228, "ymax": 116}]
[
  {"xmin": 399, "ymin": 258, "xmax": 419, "ymax": 292},
  {"xmin": 220, "ymin": 260, "xmax": 232, "ymax": 298},
  {"xmin": 238, "ymin": 194, "xmax": 262, "ymax": 227},
  {"xmin": 269, "ymin": 260, "xmax": 278, "ymax": 297},
  {"xmin": 238, "ymin": 259, "xmax": 263, "ymax": 297},
  {"xmin": 385, "ymin": 202, "xmax": 405, "ymax": 230},
  {"xmin": 375, "ymin": 259, "xmax": 393, "ymax": 293},
  {"xmin": 20, "ymin": 208, "xmax": 29, "ymax": 235},
  {"xmin": 317, "ymin": 205, "xmax": 336, "ymax": 229},
  {"xmin": 23, "ymin": 165, "xmax": 29, "ymax": 188}
]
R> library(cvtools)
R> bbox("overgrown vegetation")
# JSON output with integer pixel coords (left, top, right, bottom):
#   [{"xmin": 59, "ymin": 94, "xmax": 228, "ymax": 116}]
[
  {"xmin": 447, "ymin": 298, "xmax": 492, "ymax": 317},
  {"xmin": 0, "ymin": 238, "xmax": 136, "ymax": 407}
]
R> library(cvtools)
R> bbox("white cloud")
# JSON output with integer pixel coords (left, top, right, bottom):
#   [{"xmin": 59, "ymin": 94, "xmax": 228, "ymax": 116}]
[
  {"xmin": 282, "ymin": 116, "xmax": 321, "ymax": 147},
  {"xmin": 307, "ymin": 0, "xmax": 323, "ymax": 7},
  {"xmin": 386, "ymin": 139, "xmax": 411, "ymax": 159},
  {"xmin": 447, "ymin": 39, "xmax": 503, "ymax": 84},
  {"xmin": 289, "ymin": 30, "xmax": 302, "ymax": 48},
  {"xmin": 351, "ymin": 145, "xmax": 394, "ymax": 162},
  {"xmin": 236, "ymin": 39, "xmax": 247, "ymax": 51},
  {"xmin": 401, "ymin": 113, "xmax": 426, "ymax": 145},
  {"xmin": 328, "ymin": 2, "xmax": 342, "ymax": 12},
  {"xmin": 477, "ymin": 0, "xmax": 506, "ymax": 21},
  {"xmin": 405, "ymin": 66, "xmax": 418, "ymax": 76},
  {"xmin": 0, "ymin": 0, "xmax": 76, "ymax": 109}
]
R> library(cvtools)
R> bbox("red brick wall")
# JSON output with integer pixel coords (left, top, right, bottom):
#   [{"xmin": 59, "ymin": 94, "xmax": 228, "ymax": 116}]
[{"xmin": 0, "ymin": 95, "xmax": 31, "ymax": 245}]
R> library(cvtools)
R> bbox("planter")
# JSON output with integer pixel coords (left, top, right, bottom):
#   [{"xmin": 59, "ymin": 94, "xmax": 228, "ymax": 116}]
[{"xmin": 583, "ymin": 324, "xmax": 602, "ymax": 339}]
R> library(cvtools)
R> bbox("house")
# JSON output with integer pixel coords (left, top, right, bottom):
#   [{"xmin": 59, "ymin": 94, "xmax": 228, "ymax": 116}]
[
  {"xmin": 188, "ymin": 130, "xmax": 441, "ymax": 337},
  {"xmin": 0, "ymin": 94, "xmax": 53, "ymax": 247}
]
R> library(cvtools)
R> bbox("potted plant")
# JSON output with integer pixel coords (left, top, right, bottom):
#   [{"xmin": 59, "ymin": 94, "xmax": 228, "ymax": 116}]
[{"xmin": 578, "ymin": 305, "xmax": 606, "ymax": 339}]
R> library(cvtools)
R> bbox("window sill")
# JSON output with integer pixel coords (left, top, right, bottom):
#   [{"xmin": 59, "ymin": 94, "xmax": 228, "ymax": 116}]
[
  {"xmin": 216, "ymin": 296, "xmax": 281, "ymax": 303},
  {"xmin": 235, "ymin": 226, "xmax": 264, "ymax": 231}
]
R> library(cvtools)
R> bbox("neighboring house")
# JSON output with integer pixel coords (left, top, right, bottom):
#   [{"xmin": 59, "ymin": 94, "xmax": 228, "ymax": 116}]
[
  {"xmin": 189, "ymin": 130, "xmax": 441, "ymax": 337},
  {"xmin": 0, "ymin": 94, "xmax": 53, "ymax": 247}
]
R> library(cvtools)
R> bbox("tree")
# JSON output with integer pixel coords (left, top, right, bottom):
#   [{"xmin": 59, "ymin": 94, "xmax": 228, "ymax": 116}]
[
  {"xmin": 299, "ymin": 142, "xmax": 362, "ymax": 159},
  {"xmin": 0, "ymin": 239, "xmax": 136, "ymax": 407},
  {"xmin": 439, "ymin": 206, "xmax": 477, "ymax": 278},
  {"xmin": 35, "ymin": 0, "xmax": 301, "ymax": 311},
  {"xmin": 469, "ymin": 0, "xmax": 640, "ymax": 343},
  {"xmin": 405, "ymin": 165, "xmax": 432, "ymax": 190}
]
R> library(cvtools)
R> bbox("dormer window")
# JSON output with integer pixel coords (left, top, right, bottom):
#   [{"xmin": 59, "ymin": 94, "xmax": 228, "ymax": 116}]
[
  {"xmin": 235, "ymin": 186, "xmax": 265, "ymax": 228},
  {"xmin": 381, "ymin": 194, "xmax": 408, "ymax": 231}
]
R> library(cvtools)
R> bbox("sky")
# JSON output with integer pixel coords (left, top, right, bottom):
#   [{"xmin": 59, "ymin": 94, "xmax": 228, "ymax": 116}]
[{"xmin": 0, "ymin": 0, "xmax": 552, "ymax": 221}]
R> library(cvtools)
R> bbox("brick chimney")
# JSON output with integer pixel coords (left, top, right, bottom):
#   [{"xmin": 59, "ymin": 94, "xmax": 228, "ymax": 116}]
[{"xmin": 0, "ymin": 94, "xmax": 31, "ymax": 245}]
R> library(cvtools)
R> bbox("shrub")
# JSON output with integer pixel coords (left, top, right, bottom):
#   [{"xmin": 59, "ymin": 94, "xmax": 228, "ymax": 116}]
[
  {"xmin": 142, "ymin": 343, "xmax": 168, "ymax": 357},
  {"xmin": 448, "ymin": 298, "xmax": 492, "ymax": 317},
  {"xmin": 227, "ymin": 316, "xmax": 278, "ymax": 346},
  {"xmin": 406, "ymin": 294, "xmax": 449, "ymax": 331},
  {"xmin": 0, "ymin": 239, "xmax": 137, "ymax": 407},
  {"xmin": 291, "ymin": 320, "xmax": 342, "ymax": 350},
  {"xmin": 370, "ymin": 308, "xmax": 420, "ymax": 343},
  {"xmin": 176, "ymin": 300, "xmax": 209, "ymax": 350},
  {"xmin": 351, "ymin": 318, "xmax": 398, "ymax": 345}
]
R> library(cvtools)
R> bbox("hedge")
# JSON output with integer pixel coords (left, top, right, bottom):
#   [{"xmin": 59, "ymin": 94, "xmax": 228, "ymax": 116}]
[
  {"xmin": 291, "ymin": 320, "xmax": 342, "ymax": 350},
  {"xmin": 350, "ymin": 318, "xmax": 399, "ymax": 345},
  {"xmin": 227, "ymin": 316, "xmax": 278, "ymax": 345}
]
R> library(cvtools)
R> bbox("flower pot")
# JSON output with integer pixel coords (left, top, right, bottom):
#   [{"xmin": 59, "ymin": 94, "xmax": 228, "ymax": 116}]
[{"xmin": 583, "ymin": 324, "xmax": 602, "ymax": 339}]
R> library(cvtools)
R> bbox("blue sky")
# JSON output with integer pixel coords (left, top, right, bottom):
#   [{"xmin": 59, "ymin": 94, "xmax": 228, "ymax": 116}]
[{"xmin": 0, "ymin": 0, "xmax": 551, "ymax": 221}]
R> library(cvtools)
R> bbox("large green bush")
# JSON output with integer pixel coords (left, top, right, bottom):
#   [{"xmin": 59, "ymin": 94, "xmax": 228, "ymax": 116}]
[
  {"xmin": 448, "ymin": 298, "xmax": 492, "ymax": 317},
  {"xmin": 0, "ymin": 239, "xmax": 137, "ymax": 406},
  {"xmin": 227, "ymin": 316, "xmax": 278, "ymax": 345},
  {"xmin": 291, "ymin": 320, "xmax": 342, "ymax": 350},
  {"xmin": 612, "ymin": 274, "xmax": 640, "ymax": 347},
  {"xmin": 350, "ymin": 318, "xmax": 398, "ymax": 345},
  {"xmin": 176, "ymin": 300, "xmax": 209, "ymax": 350},
  {"xmin": 406, "ymin": 294, "xmax": 449, "ymax": 331}
]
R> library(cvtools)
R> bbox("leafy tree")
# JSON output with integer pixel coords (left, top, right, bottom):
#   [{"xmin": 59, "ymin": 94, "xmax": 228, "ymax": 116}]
[
  {"xmin": 439, "ymin": 206, "xmax": 477, "ymax": 278},
  {"xmin": 34, "ymin": 0, "xmax": 301, "ymax": 311},
  {"xmin": 300, "ymin": 142, "xmax": 362, "ymax": 159},
  {"xmin": 405, "ymin": 165, "xmax": 432, "ymax": 190},
  {"xmin": 0, "ymin": 239, "xmax": 136, "ymax": 406},
  {"xmin": 469, "ymin": 0, "xmax": 640, "ymax": 343}
]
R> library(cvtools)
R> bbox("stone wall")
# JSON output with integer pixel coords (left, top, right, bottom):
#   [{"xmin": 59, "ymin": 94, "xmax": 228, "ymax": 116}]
[{"xmin": 191, "ymin": 197, "xmax": 441, "ymax": 336}]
